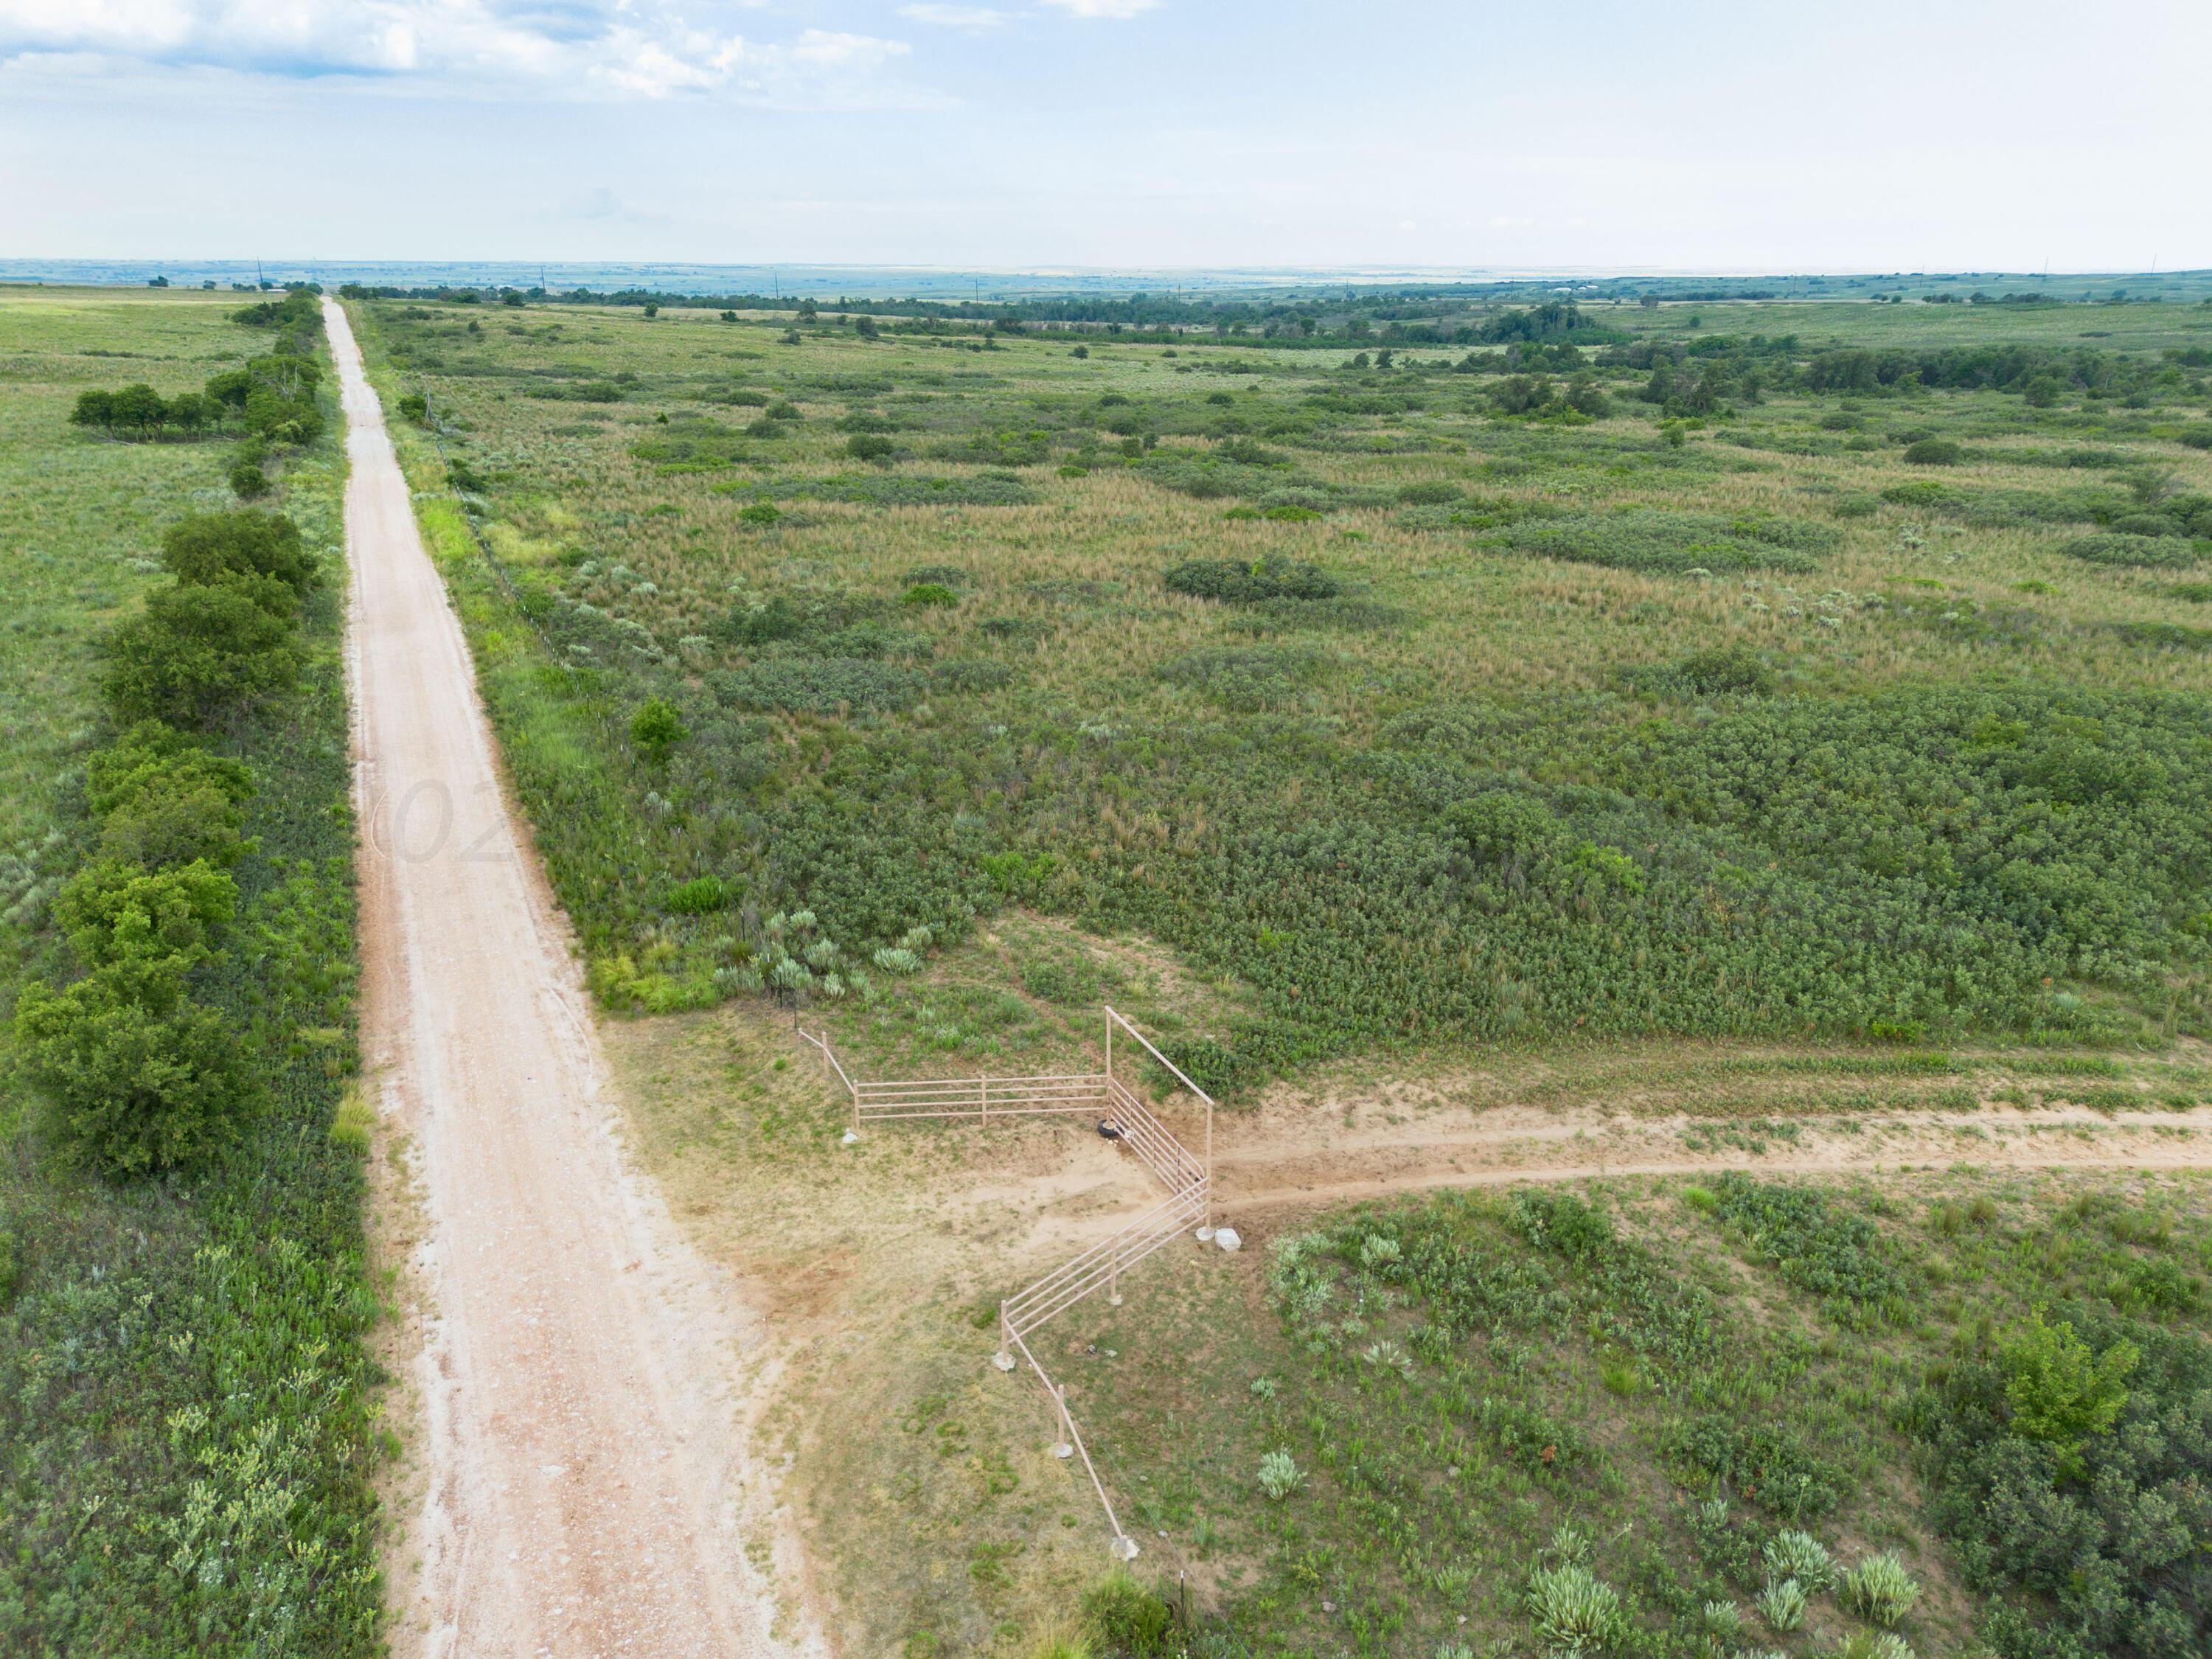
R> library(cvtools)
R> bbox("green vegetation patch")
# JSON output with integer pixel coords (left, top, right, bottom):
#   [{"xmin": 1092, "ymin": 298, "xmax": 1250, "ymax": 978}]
[{"xmin": 1483, "ymin": 509, "xmax": 1839, "ymax": 574}]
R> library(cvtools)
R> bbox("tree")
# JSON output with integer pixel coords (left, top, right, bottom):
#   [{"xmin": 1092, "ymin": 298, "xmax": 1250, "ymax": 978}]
[
  {"xmin": 13, "ymin": 970, "xmax": 259, "ymax": 1175},
  {"xmin": 2000, "ymin": 1308, "xmax": 2137, "ymax": 1475},
  {"xmin": 102, "ymin": 580, "xmax": 302, "ymax": 728},
  {"xmin": 160, "ymin": 509, "xmax": 318, "ymax": 599},
  {"xmin": 630, "ymin": 698, "xmax": 689, "ymax": 765},
  {"xmin": 56, "ymin": 858, "xmax": 236, "ymax": 970},
  {"xmin": 15, "ymin": 856, "xmax": 254, "ymax": 1176}
]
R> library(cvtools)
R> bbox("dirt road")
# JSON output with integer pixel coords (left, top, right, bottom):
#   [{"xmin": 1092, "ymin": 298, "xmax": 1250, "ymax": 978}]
[
  {"xmin": 328, "ymin": 300, "xmax": 818, "ymax": 1659},
  {"xmin": 1205, "ymin": 1098, "xmax": 2212, "ymax": 1217}
]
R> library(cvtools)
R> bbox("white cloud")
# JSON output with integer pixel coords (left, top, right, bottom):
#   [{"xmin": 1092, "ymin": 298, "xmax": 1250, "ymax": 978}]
[
  {"xmin": 0, "ymin": 0, "xmax": 919, "ymax": 102},
  {"xmin": 897, "ymin": 4, "xmax": 1008, "ymax": 27},
  {"xmin": 1037, "ymin": 0, "xmax": 1158, "ymax": 17}
]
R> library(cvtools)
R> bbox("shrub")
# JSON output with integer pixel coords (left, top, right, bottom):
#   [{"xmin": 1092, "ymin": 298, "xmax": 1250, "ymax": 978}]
[
  {"xmin": 229, "ymin": 459, "xmax": 268, "ymax": 498},
  {"xmin": 1526, "ymin": 1563, "xmax": 1627, "ymax": 1657},
  {"xmin": 13, "ymin": 966, "xmax": 260, "ymax": 1175},
  {"xmin": 1754, "ymin": 1577, "xmax": 1806, "ymax": 1632},
  {"xmin": 159, "ymin": 509, "xmax": 319, "ymax": 599},
  {"xmin": 1257, "ymin": 1450, "xmax": 1302, "ymax": 1498},
  {"xmin": 1709, "ymin": 1176, "xmax": 1911, "ymax": 1327},
  {"xmin": 1164, "ymin": 557, "xmax": 1342, "ymax": 603},
  {"xmin": 1839, "ymin": 1553, "xmax": 1919, "ymax": 1627},
  {"xmin": 629, "ymin": 698, "xmax": 689, "ymax": 765},
  {"xmin": 86, "ymin": 722, "xmax": 254, "ymax": 869},
  {"xmin": 1485, "ymin": 509, "xmax": 1834, "ymax": 576},
  {"xmin": 102, "ymin": 580, "xmax": 302, "ymax": 728},
  {"xmin": 1672, "ymin": 1415, "xmax": 1843, "ymax": 1519},
  {"xmin": 902, "ymin": 582, "xmax": 960, "ymax": 608},
  {"xmin": 738, "ymin": 501, "xmax": 782, "ymax": 526},
  {"xmin": 848, "ymin": 434, "xmax": 897, "ymax": 463},
  {"xmin": 56, "ymin": 858, "xmax": 236, "ymax": 968},
  {"xmin": 1903, "ymin": 438, "xmax": 1965, "ymax": 465},
  {"xmin": 1998, "ymin": 1307, "xmax": 2137, "ymax": 1466},
  {"xmin": 712, "ymin": 658, "xmax": 926, "ymax": 715},
  {"xmin": 2060, "ymin": 532, "xmax": 2199, "ymax": 569},
  {"xmin": 1634, "ymin": 644, "xmax": 1776, "ymax": 699}
]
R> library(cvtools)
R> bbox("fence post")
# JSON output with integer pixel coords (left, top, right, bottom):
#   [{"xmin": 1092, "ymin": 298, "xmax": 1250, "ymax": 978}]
[
  {"xmin": 994, "ymin": 1309, "xmax": 1015, "ymax": 1372},
  {"xmin": 1053, "ymin": 1383, "xmax": 1074, "ymax": 1459}
]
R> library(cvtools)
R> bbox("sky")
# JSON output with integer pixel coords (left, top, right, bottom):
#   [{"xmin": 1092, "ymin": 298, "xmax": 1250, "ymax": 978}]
[{"xmin": 2, "ymin": 0, "xmax": 2208, "ymax": 274}]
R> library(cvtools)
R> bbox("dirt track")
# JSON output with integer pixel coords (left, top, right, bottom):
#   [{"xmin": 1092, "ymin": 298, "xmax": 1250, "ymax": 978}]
[
  {"xmin": 1204, "ymin": 1097, "xmax": 2212, "ymax": 1219},
  {"xmin": 329, "ymin": 300, "xmax": 818, "ymax": 1659}
]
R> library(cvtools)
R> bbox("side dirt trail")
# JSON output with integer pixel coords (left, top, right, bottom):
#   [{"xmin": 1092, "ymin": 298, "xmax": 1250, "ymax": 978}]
[{"xmin": 328, "ymin": 299, "xmax": 818, "ymax": 1659}]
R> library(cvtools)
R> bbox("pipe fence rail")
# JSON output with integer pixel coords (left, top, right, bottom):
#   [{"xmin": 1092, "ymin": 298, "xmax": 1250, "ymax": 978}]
[{"xmin": 797, "ymin": 1006, "xmax": 1217, "ymax": 1559}]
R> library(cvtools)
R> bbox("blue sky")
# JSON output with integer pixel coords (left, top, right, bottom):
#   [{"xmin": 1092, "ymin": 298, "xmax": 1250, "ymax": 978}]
[{"xmin": 2, "ymin": 1, "xmax": 2207, "ymax": 272}]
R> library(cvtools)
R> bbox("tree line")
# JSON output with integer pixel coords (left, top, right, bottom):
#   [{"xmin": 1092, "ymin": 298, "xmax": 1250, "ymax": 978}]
[
  {"xmin": 69, "ymin": 289, "xmax": 325, "ymax": 498},
  {"xmin": 13, "ymin": 508, "xmax": 319, "ymax": 1175}
]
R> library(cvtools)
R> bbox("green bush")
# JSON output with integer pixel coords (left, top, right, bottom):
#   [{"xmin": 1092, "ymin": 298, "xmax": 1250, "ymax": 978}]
[
  {"xmin": 102, "ymin": 580, "xmax": 302, "ymax": 728},
  {"xmin": 13, "ymin": 970, "xmax": 260, "ymax": 1175},
  {"xmin": 1999, "ymin": 1308, "xmax": 2137, "ymax": 1464},
  {"xmin": 629, "ymin": 697, "xmax": 689, "ymax": 765},
  {"xmin": 1485, "ymin": 509, "xmax": 1836, "ymax": 575},
  {"xmin": 55, "ymin": 858, "xmax": 236, "ymax": 967},
  {"xmin": 711, "ymin": 658, "xmax": 927, "ymax": 714},
  {"xmin": 902, "ymin": 581, "xmax": 961, "ymax": 608},
  {"xmin": 160, "ymin": 509, "xmax": 319, "ymax": 599},
  {"xmin": 1164, "ymin": 556, "xmax": 1341, "ymax": 603},
  {"xmin": 2061, "ymin": 533, "xmax": 2200, "ymax": 570},
  {"xmin": 86, "ymin": 722, "xmax": 254, "ymax": 869},
  {"xmin": 1903, "ymin": 438, "xmax": 1965, "ymax": 465}
]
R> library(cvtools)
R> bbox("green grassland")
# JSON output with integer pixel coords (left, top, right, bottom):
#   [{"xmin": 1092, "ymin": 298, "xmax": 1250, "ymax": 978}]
[
  {"xmin": 0, "ymin": 288, "xmax": 379, "ymax": 1653},
  {"xmin": 1065, "ymin": 1169, "xmax": 2212, "ymax": 1659},
  {"xmin": 611, "ymin": 998, "xmax": 2212, "ymax": 1659},
  {"xmin": 347, "ymin": 289, "xmax": 2212, "ymax": 1079},
  {"xmin": 355, "ymin": 282, "xmax": 2212, "ymax": 1659}
]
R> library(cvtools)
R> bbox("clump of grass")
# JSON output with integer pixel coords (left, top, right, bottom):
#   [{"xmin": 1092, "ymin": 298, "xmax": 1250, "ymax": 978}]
[
  {"xmin": 329, "ymin": 1082, "xmax": 375, "ymax": 1156},
  {"xmin": 1526, "ymin": 1563, "xmax": 1627, "ymax": 1658},
  {"xmin": 1761, "ymin": 1528, "xmax": 1835, "ymax": 1590},
  {"xmin": 1832, "ymin": 1635, "xmax": 1914, "ymax": 1659},
  {"xmin": 1755, "ymin": 1577, "xmax": 1807, "ymax": 1632},
  {"xmin": 1840, "ymin": 1553, "xmax": 1919, "ymax": 1627}
]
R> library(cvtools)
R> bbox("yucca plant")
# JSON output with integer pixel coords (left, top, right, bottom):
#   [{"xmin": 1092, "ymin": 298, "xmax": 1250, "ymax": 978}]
[
  {"xmin": 1700, "ymin": 1599, "xmax": 1741, "ymax": 1641},
  {"xmin": 1763, "ymin": 1529, "xmax": 1836, "ymax": 1591},
  {"xmin": 1755, "ymin": 1577, "xmax": 1806, "ymax": 1632},
  {"xmin": 1832, "ymin": 1634, "xmax": 1914, "ymax": 1659},
  {"xmin": 1256, "ymin": 1450, "xmax": 1301, "ymax": 1499},
  {"xmin": 872, "ymin": 945, "xmax": 921, "ymax": 975},
  {"xmin": 1840, "ymin": 1553, "xmax": 1919, "ymax": 1627},
  {"xmin": 1526, "ymin": 1562, "xmax": 1626, "ymax": 1658}
]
